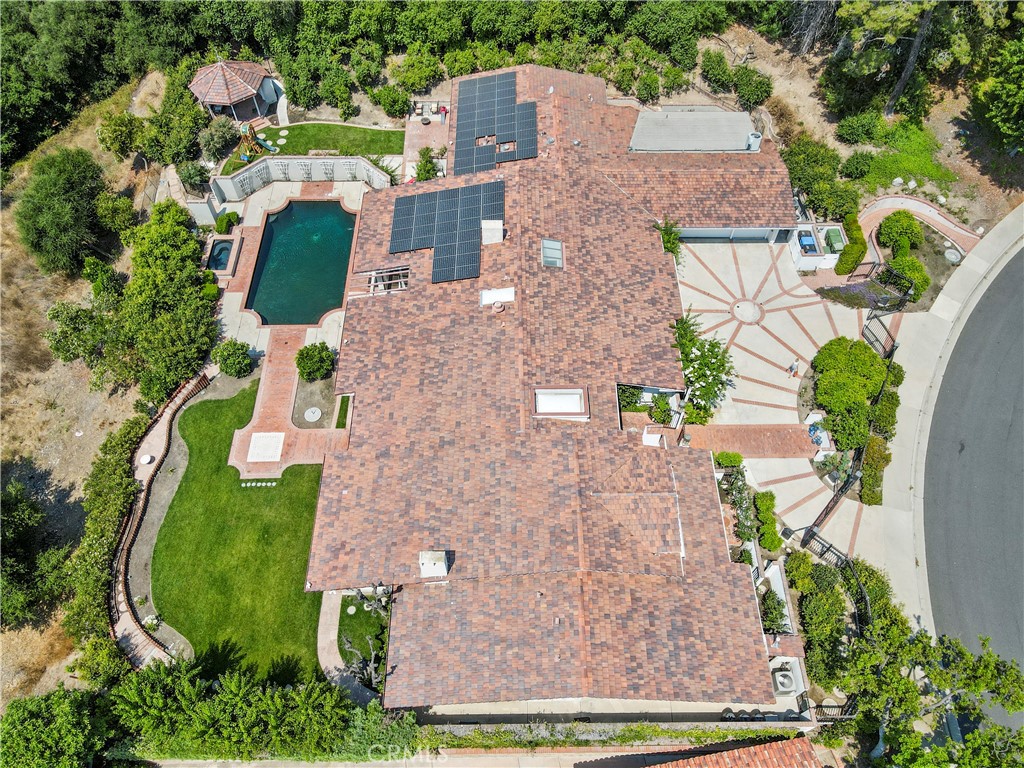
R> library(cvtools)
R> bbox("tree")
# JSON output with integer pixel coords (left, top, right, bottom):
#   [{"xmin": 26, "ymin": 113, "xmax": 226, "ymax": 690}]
[
  {"xmin": 635, "ymin": 71, "xmax": 661, "ymax": 103},
  {"xmin": 370, "ymin": 85, "xmax": 410, "ymax": 118},
  {"xmin": 212, "ymin": 338, "xmax": 253, "ymax": 378},
  {"xmin": 414, "ymin": 146, "xmax": 438, "ymax": 182},
  {"xmin": 95, "ymin": 191, "xmax": 136, "ymax": 238},
  {"xmin": 878, "ymin": 210, "xmax": 924, "ymax": 248},
  {"xmin": 780, "ymin": 133, "xmax": 841, "ymax": 192},
  {"xmin": 760, "ymin": 589, "xmax": 790, "ymax": 634},
  {"xmin": 176, "ymin": 160, "xmax": 209, "ymax": 192},
  {"xmin": 69, "ymin": 635, "xmax": 132, "ymax": 689},
  {"xmin": 733, "ymin": 65, "xmax": 773, "ymax": 109},
  {"xmin": 672, "ymin": 310, "xmax": 737, "ymax": 423},
  {"xmin": 198, "ymin": 116, "xmax": 240, "ymax": 161},
  {"xmin": 391, "ymin": 41, "xmax": 443, "ymax": 93},
  {"xmin": 296, "ymin": 341, "xmax": 334, "ymax": 382},
  {"xmin": 97, "ymin": 111, "xmax": 143, "ymax": 160},
  {"xmin": 982, "ymin": 38, "xmax": 1024, "ymax": 148},
  {"xmin": 0, "ymin": 686, "xmax": 107, "ymax": 768},
  {"xmin": 14, "ymin": 148, "xmax": 107, "ymax": 274}
]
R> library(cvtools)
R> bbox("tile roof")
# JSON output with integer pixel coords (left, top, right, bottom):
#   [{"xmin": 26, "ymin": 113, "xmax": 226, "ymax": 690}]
[
  {"xmin": 308, "ymin": 65, "xmax": 795, "ymax": 709},
  {"xmin": 653, "ymin": 737, "xmax": 823, "ymax": 768},
  {"xmin": 188, "ymin": 60, "xmax": 269, "ymax": 106}
]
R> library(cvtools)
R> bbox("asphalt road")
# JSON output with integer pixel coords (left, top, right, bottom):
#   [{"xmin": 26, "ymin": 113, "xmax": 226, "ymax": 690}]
[{"xmin": 924, "ymin": 249, "xmax": 1024, "ymax": 728}]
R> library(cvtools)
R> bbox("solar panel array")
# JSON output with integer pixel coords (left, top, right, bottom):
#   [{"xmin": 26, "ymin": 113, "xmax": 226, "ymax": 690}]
[
  {"xmin": 452, "ymin": 72, "xmax": 538, "ymax": 175},
  {"xmin": 388, "ymin": 181, "xmax": 505, "ymax": 283}
]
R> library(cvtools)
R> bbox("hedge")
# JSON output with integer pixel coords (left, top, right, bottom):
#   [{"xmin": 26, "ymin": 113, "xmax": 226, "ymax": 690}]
[
  {"xmin": 860, "ymin": 435, "xmax": 892, "ymax": 506},
  {"xmin": 63, "ymin": 416, "xmax": 150, "ymax": 641},
  {"xmin": 214, "ymin": 211, "xmax": 238, "ymax": 235},
  {"xmin": 834, "ymin": 213, "xmax": 866, "ymax": 275},
  {"xmin": 755, "ymin": 491, "xmax": 783, "ymax": 555},
  {"xmin": 872, "ymin": 388, "xmax": 901, "ymax": 440}
]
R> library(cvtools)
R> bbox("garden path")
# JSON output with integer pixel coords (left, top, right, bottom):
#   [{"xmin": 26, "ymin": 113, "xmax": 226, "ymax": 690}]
[
  {"xmin": 860, "ymin": 194, "xmax": 981, "ymax": 255},
  {"xmin": 317, "ymin": 591, "xmax": 377, "ymax": 707}
]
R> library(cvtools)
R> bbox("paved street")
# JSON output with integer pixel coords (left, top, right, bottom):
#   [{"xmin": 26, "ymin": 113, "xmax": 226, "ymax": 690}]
[{"xmin": 924, "ymin": 250, "xmax": 1023, "ymax": 728}]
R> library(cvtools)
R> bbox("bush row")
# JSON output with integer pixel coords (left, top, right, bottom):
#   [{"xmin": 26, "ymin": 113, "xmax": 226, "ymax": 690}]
[
  {"xmin": 859, "ymin": 436, "xmax": 892, "ymax": 506},
  {"xmin": 755, "ymin": 491, "xmax": 784, "ymax": 551},
  {"xmin": 62, "ymin": 416, "xmax": 150, "ymax": 641},
  {"xmin": 835, "ymin": 213, "xmax": 866, "ymax": 275},
  {"xmin": 785, "ymin": 551, "xmax": 849, "ymax": 688}
]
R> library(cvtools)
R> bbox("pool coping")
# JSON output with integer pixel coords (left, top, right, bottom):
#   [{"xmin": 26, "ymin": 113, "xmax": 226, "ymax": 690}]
[{"xmin": 242, "ymin": 195, "xmax": 362, "ymax": 331}]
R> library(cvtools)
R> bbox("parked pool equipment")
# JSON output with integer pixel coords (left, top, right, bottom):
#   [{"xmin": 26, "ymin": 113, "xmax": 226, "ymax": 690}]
[{"xmin": 240, "ymin": 122, "xmax": 279, "ymax": 160}]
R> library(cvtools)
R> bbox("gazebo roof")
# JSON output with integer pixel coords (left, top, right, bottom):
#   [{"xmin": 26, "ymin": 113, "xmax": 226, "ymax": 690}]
[{"xmin": 188, "ymin": 60, "xmax": 269, "ymax": 106}]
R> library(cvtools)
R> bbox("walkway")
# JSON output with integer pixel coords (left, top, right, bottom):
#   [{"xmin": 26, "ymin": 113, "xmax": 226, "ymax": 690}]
[
  {"xmin": 676, "ymin": 240, "xmax": 864, "ymax": 546},
  {"xmin": 228, "ymin": 327, "xmax": 348, "ymax": 478},
  {"xmin": 685, "ymin": 424, "xmax": 818, "ymax": 459},
  {"xmin": 317, "ymin": 591, "xmax": 377, "ymax": 707},
  {"xmin": 859, "ymin": 194, "xmax": 982, "ymax": 255},
  {"xmin": 112, "ymin": 370, "xmax": 216, "ymax": 667}
]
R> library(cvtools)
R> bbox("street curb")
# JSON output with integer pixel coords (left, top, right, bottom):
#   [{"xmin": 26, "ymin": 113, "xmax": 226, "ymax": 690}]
[{"xmin": 906, "ymin": 203, "xmax": 1023, "ymax": 635}]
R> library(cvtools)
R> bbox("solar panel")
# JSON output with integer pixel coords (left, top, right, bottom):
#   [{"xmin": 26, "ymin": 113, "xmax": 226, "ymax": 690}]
[{"xmin": 452, "ymin": 72, "xmax": 537, "ymax": 176}]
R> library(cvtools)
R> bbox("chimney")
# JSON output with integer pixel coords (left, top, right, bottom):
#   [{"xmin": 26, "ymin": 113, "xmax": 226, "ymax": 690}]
[
  {"xmin": 747, "ymin": 132, "xmax": 763, "ymax": 152},
  {"xmin": 419, "ymin": 550, "xmax": 450, "ymax": 579}
]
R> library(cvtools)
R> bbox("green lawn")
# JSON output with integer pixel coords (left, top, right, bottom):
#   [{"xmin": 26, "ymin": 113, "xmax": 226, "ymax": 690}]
[
  {"xmin": 221, "ymin": 122, "xmax": 405, "ymax": 175},
  {"xmin": 151, "ymin": 381, "xmax": 323, "ymax": 674},
  {"xmin": 861, "ymin": 121, "xmax": 957, "ymax": 194}
]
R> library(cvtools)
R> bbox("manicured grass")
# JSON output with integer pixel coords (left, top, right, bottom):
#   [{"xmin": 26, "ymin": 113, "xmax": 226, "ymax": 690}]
[
  {"xmin": 152, "ymin": 381, "xmax": 323, "ymax": 674},
  {"xmin": 335, "ymin": 395, "xmax": 350, "ymax": 429},
  {"xmin": 861, "ymin": 121, "xmax": 957, "ymax": 194},
  {"xmin": 336, "ymin": 595, "xmax": 387, "ymax": 664},
  {"xmin": 221, "ymin": 122, "xmax": 405, "ymax": 175}
]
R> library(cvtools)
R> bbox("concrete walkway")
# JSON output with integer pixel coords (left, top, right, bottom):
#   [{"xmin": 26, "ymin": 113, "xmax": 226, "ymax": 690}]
[
  {"xmin": 870, "ymin": 202, "xmax": 1024, "ymax": 632},
  {"xmin": 317, "ymin": 591, "xmax": 377, "ymax": 706},
  {"xmin": 859, "ymin": 194, "xmax": 982, "ymax": 255}
]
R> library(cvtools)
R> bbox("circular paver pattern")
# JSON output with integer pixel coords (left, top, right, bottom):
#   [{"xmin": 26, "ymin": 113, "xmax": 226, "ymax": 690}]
[
  {"xmin": 944, "ymin": 248, "xmax": 962, "ymax": 265},
  {"xmin": 730, "ymin": 298, "xmax": 765, "ymax": 325},
  {"xmin": 304, "ymin": 407, "xmax": 322, "ymax": 422}
]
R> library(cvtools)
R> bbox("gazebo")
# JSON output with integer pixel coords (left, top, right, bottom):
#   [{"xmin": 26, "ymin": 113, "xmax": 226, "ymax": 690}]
[{"xmin": 188, "ymin": 60, "xmax": 278, "ymax": 122}]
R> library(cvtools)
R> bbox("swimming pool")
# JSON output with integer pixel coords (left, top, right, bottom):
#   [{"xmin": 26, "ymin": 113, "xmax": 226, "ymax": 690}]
[
  {"xmin": 208, "ymin": 239, "xmax": 233, "ymax": 270},
  {"xmin": 245, "ymin": 201, "xmax": 355, "ymax": 325}
]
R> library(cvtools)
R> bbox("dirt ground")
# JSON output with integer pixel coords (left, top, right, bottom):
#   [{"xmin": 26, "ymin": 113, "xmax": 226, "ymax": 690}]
[{"xmin": 0, "ymin": 71, "xmax": 166, "ymax": 710}]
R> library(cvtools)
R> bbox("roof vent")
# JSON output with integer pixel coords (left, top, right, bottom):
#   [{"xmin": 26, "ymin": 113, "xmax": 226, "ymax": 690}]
[
  {"xmin": 747, "ymin": 132, "xmax": 763, "ymax": 151},
  {"xmin": 419, "ymin": 550, "xmax": 450, "ymax": 579}
]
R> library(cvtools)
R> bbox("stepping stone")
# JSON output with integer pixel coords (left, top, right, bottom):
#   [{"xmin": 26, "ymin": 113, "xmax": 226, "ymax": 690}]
[
  {"xmin": 346, "ymin": 605, "xmax": 357, "ymax": 615},
  {"xmin": 276, "ymin": 138, "xmax": 287, "ymax": 145},
  {"xmin": 279, "ymin": 129, "xmax": 289, "ymax": 136}
]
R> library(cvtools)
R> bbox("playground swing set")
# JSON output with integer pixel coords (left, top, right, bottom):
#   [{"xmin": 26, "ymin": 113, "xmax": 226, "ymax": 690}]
[{"xmin": 239, "ymin": 122, "xmax": 280, "ymax": 162}]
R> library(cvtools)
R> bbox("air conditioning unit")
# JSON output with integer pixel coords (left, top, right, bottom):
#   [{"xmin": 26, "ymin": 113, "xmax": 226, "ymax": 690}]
[{"xmin": 773, "ymin": 668, "xmax": 799, "ymax": 696}]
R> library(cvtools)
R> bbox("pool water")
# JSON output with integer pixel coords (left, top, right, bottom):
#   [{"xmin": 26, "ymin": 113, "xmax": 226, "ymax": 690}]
[
  {"xmin": 245, "ymin": 201, "xmax": 355, "ymax": 325},
  {"xmin": 209, "ymin": 239, "xmax": 233, "ymax": 270}
]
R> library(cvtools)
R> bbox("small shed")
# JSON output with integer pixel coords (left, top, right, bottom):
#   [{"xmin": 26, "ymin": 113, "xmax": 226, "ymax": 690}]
[{"xmin": 188, "ymin": 60, "xmax": 278, "ymax": 122}]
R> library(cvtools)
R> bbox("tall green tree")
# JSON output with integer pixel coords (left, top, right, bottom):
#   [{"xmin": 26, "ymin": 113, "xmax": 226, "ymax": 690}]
[
  {"xmin": 14, "ymin": 148, "xmax": 107, "ymax": 274},
  {"xmin": 0, "ymin": 686, "xmax": 108, "ymax": 768},
  {"xmin": 982, "ymin": 38, "xmax": 1024, "ymax": 148}
]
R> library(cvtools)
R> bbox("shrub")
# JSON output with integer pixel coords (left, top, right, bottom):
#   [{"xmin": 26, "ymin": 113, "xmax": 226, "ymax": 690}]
[
  {"xmin": 834, "ymin": 213, "xmax": 866, "ymax": 275},
  {"xmin": 612, "ymin": 60, "xmax": 637, "ymax": 94},
  {"xmin": 754, "ymin": 490, "xmax": 776, "ymax": 516},
  {"xmin": 414, "ymin": 146, "xmax": 439, "ymax": 182},
  {"xmin": 824, "ymin": 401, "xmax": 871, "ymax": 451},
  {"xmin": 815, "ymin": 369, "xmax": 870, "ymax": 414},
  {"xmin": 198, "ymin": 116, "xmax": 239, "ymax": 161},
  {"xmin": 654, "ymin": 218, "xmax": 680, "ymax": 255},
  {"xmin": 69, "ymin": 635, "xmax": 132, "ymax": 689},
  {"xmin": 200, "ymin": 283, "xmax": 219, "ymax": 302},
  {"xmin": 617, "ymin": 384, "xmax": 643, "ymax": 410},
  {"xmin": 840, "ymin": 151, "xmax": 873, "ymax": 180},
  {"xmin": 296, "ymin": 341, "xmax": 334, "ymax": 382},
  {"xmin": 860, "ymin": 435, "xmax": 891, "ymax": 505},
  {"xmin": 211, "ymin": 338, "xmax": 252, "ymax": 378},
  {"xmin": 806, "ymin": 179, "xmax": 859, "ymax": 220},
  {"xmin": 764, "ymin": 95, "xmax": 800, "ymax": 144},
  {"xmin": 371, "ymin": 85, "xmax": 411, "ymax": 118},
  {"xmin": 215, "ymin": 211, "xmax": 239, "ymax": 235},
  {"xmin": 836, "ymin": 111, "xmax": 883, "ymax": 144},
  {"xmin": 812, "ymin": 337, "xmax": 887, "ymax": 397},
  {"xmin": 780, "ymin": 133, "xmax": 841, "ymax": 192},
  {"xmin": 887, "ymin": 362, "xmax": 905, "ymax": 387},
  {"xmin": 810, "ymin": 563, "xmax": 841, "ymax": 593},
  {"xmin": 636, "ymin": 71, "xmax": 661, "ymax": 103},
  {"xmin": 669, "ymin": 37, "xmax": 699, "ymax": 70},
  {"xmin": 662, "ymin": 65, "xmax": 688, "ymax": 95},
  {"xmin": 733, "ymin": 65, "xmax": 773, "ymax": 109},
  {"xmin": 785, "ymin": 551, "xmax": 813, "ymax": 592},
  {"xmin": 892, "ymin": 235, "xmax": 910, "ymax": 259},
  {"xmin": 176, "ymin": 160, "xmax": 209, "ymax": 192},
  {"xmin": 714, "ymin": 451, "xmax": 743, "ymax": 468},
  {"xmin": 700, "ymin": 50, "xmax": 733, "ymax": 93},
  {"xmin": 872, "ymin": 387, "xmax": 901, "ymax": 440},
  {"xmin": 759, "ymin": 524, "xmax": 784, "ymax": 553},
  {"xmin": 737, "ymin": 548, "xmax": 754, "ymax": 567},
  {"xmin": 760, "ymin": 589, "xmax": 790, "ymax": 634},
  {"xmin": 889, "ymin": 254, "xmax": 930, "ymax": 302},
  {"xmin": 95, "ymin": 192, "xmax": 136, "ymax": 238},
  {"xmin": 649, "ymin": 393, "xmax": 672, "ymax": 424},
  {"xmin": 877, "ymin": 210, "xmax": 924, "ymax": 248}
]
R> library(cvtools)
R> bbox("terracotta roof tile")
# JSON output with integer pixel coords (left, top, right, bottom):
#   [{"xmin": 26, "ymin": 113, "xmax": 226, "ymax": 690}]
[
  {"xmin": 307, "ymin": 66, "xmax": 795, "ymax": 709},
  {"xmin": 654, "ymin": 737, "xmax": 823, "ymax": 768},
  {"xmin": 188, "ymin": 60, "xmax": 269, "ymax": 106}
]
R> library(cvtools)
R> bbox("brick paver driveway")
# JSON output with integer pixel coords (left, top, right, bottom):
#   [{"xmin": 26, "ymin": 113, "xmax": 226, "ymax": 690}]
[{"xmin": 676, "ymin": 241, "xmax": 866, "ymax": 547}]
